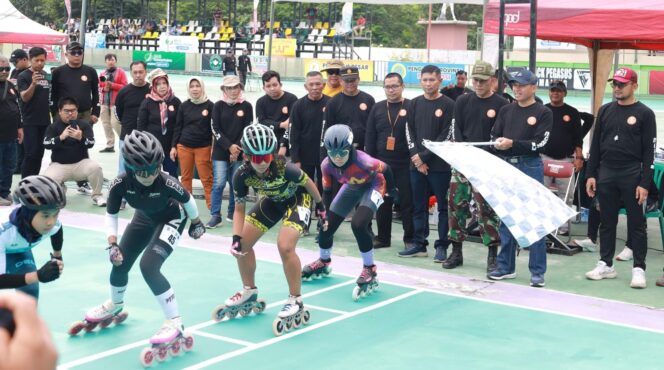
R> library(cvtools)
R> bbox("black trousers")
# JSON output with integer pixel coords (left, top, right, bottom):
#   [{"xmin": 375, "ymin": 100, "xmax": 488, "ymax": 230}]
[
  {"xmin": 21, "ymin": 125, "xmax": 47, "ymax": 178},
  {"xmin": 238, "ymin": 70, "xmax": 248, "ymax": 87},
  {"xmin": 598, "ymin": 165, "xmax": 647, "ymax": 269},
  {"xmin": 376, "ymin": 163, "xmax": 414, "ymax": 244}
]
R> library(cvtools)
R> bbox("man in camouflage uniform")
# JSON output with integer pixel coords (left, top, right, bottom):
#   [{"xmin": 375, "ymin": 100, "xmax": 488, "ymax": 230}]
[{"xmin": 445, "ymin": 61, "xmax": 508, "ymax": 272}]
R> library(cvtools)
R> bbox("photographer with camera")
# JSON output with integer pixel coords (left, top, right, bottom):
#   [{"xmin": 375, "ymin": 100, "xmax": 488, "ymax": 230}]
[
  {"xmin": 98, "ymin": 54, "xmax": 127, "ymax": 153},
  {"xmin": 42, "ymin": 97, "xmax": 106, "ymax": 207}
]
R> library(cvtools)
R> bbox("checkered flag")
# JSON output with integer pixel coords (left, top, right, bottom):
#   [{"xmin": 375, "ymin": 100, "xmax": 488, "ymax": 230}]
[{"xmin": 424, "ymin": 141, "xmax": 577, "ymax": 247}]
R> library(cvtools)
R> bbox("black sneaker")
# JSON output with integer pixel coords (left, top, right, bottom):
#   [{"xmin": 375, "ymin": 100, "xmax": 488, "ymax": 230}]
[
  {"xmin": 373, "ymin": 238, "xmax": 390, "ymax": 249},
  {"xmin": 206, "ymin": 215, "xmax": 222, "ymax": 229},
  {"xmin": 99, "ymin": 147, "xmax": 115, "ymax": 153}
]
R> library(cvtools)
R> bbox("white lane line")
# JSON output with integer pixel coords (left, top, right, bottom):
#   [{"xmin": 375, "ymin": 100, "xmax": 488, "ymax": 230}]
[
  {"xmin": 58, "ymin": 279, "xmax": 357, "ymax": 369},
  {"xmin": 304, "ymin": 304, "xmax": 349, "ymax": 315},
  {"xmin": 184, "ymin": 289, "xmax": 423, "ymax": 370},
  {"xmin": 190, "ymin": 331, "xmax": 255, "ymax": 347}
]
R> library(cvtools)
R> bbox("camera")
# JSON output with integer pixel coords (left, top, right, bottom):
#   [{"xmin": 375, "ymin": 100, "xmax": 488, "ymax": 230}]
[
  {"xmin": 99, "ymin": 76, "xmax": 106, "ymax": 82},
  {"xmin": 0, "ymin": 308, "xmax": 15, "ymax": 336}
]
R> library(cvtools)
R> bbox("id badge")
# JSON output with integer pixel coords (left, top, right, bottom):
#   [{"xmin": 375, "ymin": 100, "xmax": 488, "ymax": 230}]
[
  {"xmin": 297, "ymin": 206, "xmax": 311, "ymax": 224},
  {"xmin": 386, "ymin": 136, "xmax": 395, "ymax": 151},
  {"xmin": 370, "ymin": 190, "xmax": 384, "ymax": 208}
]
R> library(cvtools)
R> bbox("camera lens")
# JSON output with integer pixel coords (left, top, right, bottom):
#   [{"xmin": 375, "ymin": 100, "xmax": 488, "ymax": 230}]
[{"xmin": 99, "ymin": 76, "xmax": 106, "ymax": 82}]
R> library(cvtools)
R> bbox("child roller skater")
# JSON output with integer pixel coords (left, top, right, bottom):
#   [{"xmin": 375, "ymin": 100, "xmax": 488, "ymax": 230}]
[
  {"xmin": 302, "ymin": 125, "xmax": 397, "ymax": 301},
  {"xmin": 0, "ymin": 176, "xmax": 65, "ymax": 298},
  {"xmin": 68, "ymin": 131, "xmax": 206, "ymax": 367},
  {"xmin": 212, "ymin": 124, "xmax": 327, "ymax": 336}
]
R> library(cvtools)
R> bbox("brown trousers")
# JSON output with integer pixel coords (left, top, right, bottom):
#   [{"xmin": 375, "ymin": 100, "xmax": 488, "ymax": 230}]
[{"xmin": 177, "ymin": 144, "xmax": 213, "ymax": 210}]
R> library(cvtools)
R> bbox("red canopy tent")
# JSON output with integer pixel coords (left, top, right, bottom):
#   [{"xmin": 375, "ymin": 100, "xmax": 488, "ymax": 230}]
[
  {"xmin": 0, "ymin": 0, "xmax": 68, "ymax": 45},
  {"xmin": 483, "ymin": 0, "xmax": 664, "ymax": 113}
]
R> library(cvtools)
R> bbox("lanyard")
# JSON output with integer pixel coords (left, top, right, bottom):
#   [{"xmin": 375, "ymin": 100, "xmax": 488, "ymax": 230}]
[{"xmin": 386, "ymin": 100, "xmax": 404, "ymax": 136}]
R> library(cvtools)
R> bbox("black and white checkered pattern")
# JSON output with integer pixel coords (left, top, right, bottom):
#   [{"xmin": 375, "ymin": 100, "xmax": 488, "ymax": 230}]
[{"xmin": 424, "ymin": 141, "xmax": 577, "ymax": 247}]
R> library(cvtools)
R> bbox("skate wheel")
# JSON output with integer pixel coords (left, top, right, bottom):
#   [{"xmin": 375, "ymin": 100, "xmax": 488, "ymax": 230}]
[
  {"xmin": 253, "ymin": 299, "xmax": 266, "ymax": 314},
  {"xmin": 302, "ymin": 310, "xmax": 311, "ymax": 325},
  {"xmin": 272, "ymin": 318, "xmax": 285, "ymax": 336},
  {"xmin": 183, "ymin": 334, "xmax": 194, "ymax": 352},
  {"xmin": 212, "ymin": 305, "xmax": 225, "ymax": 322},
  {"xmin": 239, "ymin": 308, "xmax": 249, "ymax": 317},
  {"xmin": 302, "ymin": 276, "xmax": 311, "ymax": 282},
  {"xmin": 324, "ymin": 266, "xmax": 333, "ymax": 275},
  {"xmin": 99, "ymin": 317, "xmax": 114, "ymax": 328},
  {"xmin": 285, "ymin": 318, "xmax": 293, "ymax": 331},
  {"xmin": 139, "ymin": 347, "xmax": 154, "ymax": 368},
  {"xmin": 156, "ymin": 347, "xmax": 168, "ymax": 362},
  {"xmin": 84, "ymin": 321, "xmax": 98, "ymax": 332},
  {"xmin": 114, "ymin": 311, "xmax": 129, "ymax": 325},
  {"xmin": 352, "ymin": 286, "xmax": 361, "ymax": 302},
  {"xmin": 67, "ymin": 321, "xmax": 86, "ymax": 336},
  {"xmin": 169, "ymin": 340, "xmax": 182, "ymax": 357},
  {"xmin": 225, "ymin": 309, "xmax": 237, "ymax": 319},
  {"xmin": 293, "ymin": 313, "xmax": 302, "ymax": 328}
]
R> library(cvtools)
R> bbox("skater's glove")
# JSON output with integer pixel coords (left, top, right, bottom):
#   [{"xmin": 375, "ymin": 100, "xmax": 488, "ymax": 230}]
[
  {"xmin": 107, "ymin": 242, "xmax": 124, "ymax": 266},
  {"xmin": 188, "ymin": 220, "xmax": 206, "ymax": 239},
  {"xmin": 37, "ymin": 260, "xmax": 61, "ymax": 283},
  {"xmin": 315, "ymin": 202, "xmax": 328, "ymax": 232},
  {"xmin": 230, "ymin": 235, "xmax": 246, "ymax": 258}
]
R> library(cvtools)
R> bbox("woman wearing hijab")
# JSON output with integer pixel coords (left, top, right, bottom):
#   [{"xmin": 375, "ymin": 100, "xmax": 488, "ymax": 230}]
[
  {"xmin": 206, "ymin": 75, "xmax": 253, "ymax": 228},
  {"xmin": 171, "ymin": 77, "xmax": 214, "ymax": 210},
  {"xmin": 137, "ymin": 68, "xmax": 181, "ymax": 177}
]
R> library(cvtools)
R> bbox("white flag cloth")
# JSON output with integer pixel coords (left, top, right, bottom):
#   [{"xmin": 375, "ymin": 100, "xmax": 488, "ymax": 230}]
[{"xmin": 424, "ymin": 140, "xmax": 577, "ymax": 247}]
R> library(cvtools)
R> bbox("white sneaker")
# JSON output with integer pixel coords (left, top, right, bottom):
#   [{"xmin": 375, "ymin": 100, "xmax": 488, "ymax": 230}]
[
  {"xmin": 616, "ymin": 246, "xmax": 633, "ymax": 261},
  {"xmin": 585, "ymin": 261, "xmax": 617, "ymax": 280},
  {"xmin": 630, "ymin": 267, "xmax": 646, "ymax": 289},
  {"xmin": 0, "ymin": 197, "xmax": 12, "ymax": 206},
  {"xmin": 573, "ymin": 238, "xmax": 598, "ymax": 252},
  {"xmin": 77, "ymin": 183, "xmax": 93, "ymax": 195},
  {"xmin": 92, "ymin": 197, "xmax": 107, "ymax": 207}
]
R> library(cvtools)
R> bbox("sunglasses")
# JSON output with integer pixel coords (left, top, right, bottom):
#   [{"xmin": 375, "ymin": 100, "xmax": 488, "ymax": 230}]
[
  {"xmin": 0, "ymin": 67, "xmax": 10, "ymax": 73},
  {"xmin": 327, "ymin": 149, "xmax": 350, "ymax": 158},
  {"xmin": 250, "ymin": 153, "xmax": 273, "ymax": 164},
  {"xmin": 69, "ymin": 50, "xmax": 84, "ymax": 56},
  {"xmin": 133, "ymin": 166, "xmax": 160, "ymax": 178},
  {"xmin": 326, "ymin": 70, "xmax": 340, "ymax": 75},
  {"xmin": 612, "ymin": 81, "xmax": 629, "ymax": 89}
]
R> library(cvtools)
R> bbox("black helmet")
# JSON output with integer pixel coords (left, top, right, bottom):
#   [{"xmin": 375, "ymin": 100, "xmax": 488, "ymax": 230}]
[
  {"xmin": 13, "ymin": 175, "xmax": 66, "ymax": 210},
  {"xmin": 241, "ymin": 123, "xmax": 277, "ymax": 155},
  {"xmin": 122, "ymin": 131, "xmax": 164, "ymax": 171},
  {"xmin": 323, "ymin": 124, "xmax": 353, "ymax": 153}
]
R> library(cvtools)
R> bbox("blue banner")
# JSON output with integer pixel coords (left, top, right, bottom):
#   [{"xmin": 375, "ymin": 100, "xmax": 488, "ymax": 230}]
[{"xmin": 387, "ymin": 62, "xmax": 465, "ymax": 85}]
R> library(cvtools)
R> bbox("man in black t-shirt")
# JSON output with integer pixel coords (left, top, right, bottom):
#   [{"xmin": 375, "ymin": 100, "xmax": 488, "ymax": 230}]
[
  {"xmin": 17, "ymin": 47, "xmax": 51, "ymax": 178},
  {"xmin": 9, "ymin": 49, "xmax": 28, "ymax": 174},
  {"xmin": 585, "ymin": 67, "xmax": 656, "ymax": 289},
  {"xmin": 441, "ymin": 70, "xmax": 472, "ymax": 101},
  {"xmin": 542, "ymin": 80, "xmax": 583, "ymax": 231},
  {"xmin": 50, "ymin": 42, "xmax": 100, "ymax": 123},
  {"xmin": 222, "ymin": 49, "xmax": 237, "ymax": 76},
  {"xmin": 237, "ymin": 49, "xmax": 252, "ymax": 87},
  {"xmin": 489, "ymin": 69, "xmax": 552, "ymax": 287},
  {"xmin": 446, "ymin": 61, "xmax": 507, "ymax": 272},
  {"xmin": 256, "ymin": 70, "xmax": 297, "ymax": 157}
]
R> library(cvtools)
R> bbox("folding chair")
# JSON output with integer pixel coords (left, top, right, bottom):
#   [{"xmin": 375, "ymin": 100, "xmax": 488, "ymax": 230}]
[{"xmin": 543, "ymin": 159, "xmax": 582, "ymax": 255}]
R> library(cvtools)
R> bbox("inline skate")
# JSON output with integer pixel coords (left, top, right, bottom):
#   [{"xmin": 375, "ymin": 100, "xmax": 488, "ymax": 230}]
[
  {"xmin": 272, "ymin": 295, "xmax": 311, "ymax": 336},
  {"xmin": 139, "ymin": 317, "xmax": 193, "ymax": 367},
  {"xmin": 352, "ymin": 265, "xmax": 379, "ymax": 301},
  {"xmin": 68, "ymin": 300, "xmax": 129, "ymax": 335},
  {"xmin": 301, "ymin": 258, "xmax": 332, "ymax": 281},
  {"xmin": 212, "ymin": 287, "xmax": 266, "ymax": 321}
]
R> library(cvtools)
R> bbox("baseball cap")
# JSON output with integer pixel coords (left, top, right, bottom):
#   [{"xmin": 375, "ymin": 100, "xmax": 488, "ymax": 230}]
[
  {"xmin": 322, "ymin": 59, "xmax": 344, "ymax": 73},
  {"xmin": 66, "ymin": 41, "xmax": 84, "ymax": 52},
  {"xmin": 340, "ymin": 67, "xmax": 359, "ymax": 80},
  {"xmin": 9, "ymin": 49, "xmax": 28, "ymax": 63},
  {"xmin": 508, "ymin": 69, "xmax": 538, "ymax": 85},
  {"xmin": 608, "ymin": 67, "xmax": 638, "ymax": 84},
  {"xmin": 471, "ymin": 61, "xmax": 494, "ymax": 81},
  {"xmin": 549, "ymin": 80, "xmax": 567, "ymax": 93}
]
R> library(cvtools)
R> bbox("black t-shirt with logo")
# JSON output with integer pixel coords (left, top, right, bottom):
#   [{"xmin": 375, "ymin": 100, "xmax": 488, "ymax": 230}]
[
  {"xmin": 289, "ymin": 94, "xmax": 329, "ymax": 165},
  {"xmin": 543, "ymin": 103, "xmax": 582, "ymax": 159},
  {"xmin": 405, "ymin": 94, "xmax": 455, "ymax": 171},
  {"xmin": 324, "ymin": 91, "xmax": 375, "ymax": 149},
  {"xmin": 256, "ymin": 91, "xmax": 298, "ymax": 148},
  {"xmin": 211, "ymin": 100, "xmax": 253, "ymax": 161},
  {"xmin": 490, "ymin": 101, "xmax": 553, "ymax": 157},
  {"xmin": 173, "ymin": 100, "xmax": 214, "ymax": 148},
  {"xmin": 17, "ymin": 69, "xmax": 51, "ymax": 126},
  {"xmin": 365, "ymin": 98, "xmax": 411, "ymax": 168},
  {"xmin": 0, "ymin": 81, "xmax": 21, "ymax": 140},
  {"xmin": 454, "ymin": 93, "xmax": 508, "ymax": 144},
  {"xmin": 50, "ymin": 64, "xmax": 100, "ymax": 116}
]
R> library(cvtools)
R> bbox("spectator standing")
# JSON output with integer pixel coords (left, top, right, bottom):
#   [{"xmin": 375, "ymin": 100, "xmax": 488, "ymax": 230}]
[
  {"xmin": 137, "ymin": 68, "xmax": 181, "ymax": 177},
  {"xmin": 256, "ymin": 71, "xmax": 298, "ymax": 157},
  {"xmin": 321, "ymin": 59, "xmax": 344, "ymax": 98},
  {"xmin": 441, "ymin": 70, "xmax": 472, "ymax": 101},
  {"xmin": 237, "ymin": 49, "xmax": 252, "ymax": 87},
  {"xmin": 585, "ymin": 67, "xmax": 656, "ymax": 289},
  {"xmin": 0, "ymin": 56, "xmax": 22, "ymax": 205},
  {"xmin": 171, "ymin": 77, "xmax": 214, "ymax": 210},
  {"xmin": 222, "ymin": 49, "xmax": 237, "ymax": 76},
  {"xmin": 16, "ymin": 47, "xmax": 51, "ymax": 177},
  {"xmin": 98, "ymin": 53, "xmax": 128, "ymax": 153}
]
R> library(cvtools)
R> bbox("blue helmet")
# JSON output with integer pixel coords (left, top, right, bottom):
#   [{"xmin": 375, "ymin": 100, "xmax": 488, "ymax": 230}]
[{"xmin": 323, "ymin": 124, "xmax": 353, "ymax": 156}]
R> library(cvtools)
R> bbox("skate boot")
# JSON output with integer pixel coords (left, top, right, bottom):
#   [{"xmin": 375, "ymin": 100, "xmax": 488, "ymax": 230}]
[
  {"xmin": 139, "ymin": 317, "xmax": 194, "ymax": 367},
  {"xmin": 68, "ymin": 300, "xmax": 129, "ymax": 335},
  {"xmin": 301, "ymin": 258, "xmax": 332, "ymax": 281},
  {"xmin": 272, "ymin": 295, "xmax": 311, "ymax": 336},
  {"xmin": 352, "ymin": 265, "xmax": 379, "ymax": 301},
  {"xmin": 211, "ymin": 287, "xmax": 266, "ymax": 321}
]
